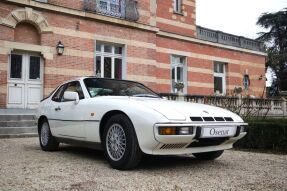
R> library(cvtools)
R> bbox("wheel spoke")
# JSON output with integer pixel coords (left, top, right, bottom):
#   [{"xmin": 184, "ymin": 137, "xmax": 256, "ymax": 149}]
[
  {"xmin": 40, "ymin": 122, "xmax": 49, "ymax": 146},
  {"xmin": 106, "ymin": 123, "xmax": 127, "ymax": 161}
]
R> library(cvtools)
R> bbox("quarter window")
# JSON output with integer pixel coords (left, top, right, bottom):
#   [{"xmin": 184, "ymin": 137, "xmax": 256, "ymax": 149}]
[
  {"xmin": 214, "ymin": 62, "xmax": 226, "ymax": 95},
  {"xmin": 95, "ymin": 43, "xmax": 123, "ymax": 79},
  {"xmin": 63, "ymin": 81, "xmax": 85, "ymax": 101},
  {"xmin": 171, "ymin": 55, "xmax": 187, "ymax": 93},
  {"xmin": 51, "ymin": 82, "xmax": 84, "ymax": 102},
  {"xmin": 52, "ymin": 85, "xmax": 66, "ymax": 102}
]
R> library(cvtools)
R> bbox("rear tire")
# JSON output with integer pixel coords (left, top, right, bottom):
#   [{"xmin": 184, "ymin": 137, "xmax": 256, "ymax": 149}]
[
  {"xmin": 193, "ymin": 150, "xmax": 224, "ymax": 160},
  {"xmin": 39, "ymin": 120, "xmax": 59, "ymax": 151},
  {"xmin": 103, "ymin": 114, "xmax": 142, "ymax": 170}
]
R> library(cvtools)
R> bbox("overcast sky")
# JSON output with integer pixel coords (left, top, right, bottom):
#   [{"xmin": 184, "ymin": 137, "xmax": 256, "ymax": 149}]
[{"xmin": 196, "ymin": 0, "xmax": 287, "ymax": 39}]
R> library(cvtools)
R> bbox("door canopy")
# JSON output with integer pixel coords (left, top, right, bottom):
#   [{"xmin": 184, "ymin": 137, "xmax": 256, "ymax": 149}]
[{"xmin": 0, "ymin": 7, "xmax": 52, "ymax": 33}]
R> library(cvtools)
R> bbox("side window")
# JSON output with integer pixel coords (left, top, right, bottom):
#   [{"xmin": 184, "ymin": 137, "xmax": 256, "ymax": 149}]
[
  {"xmin": 171, "ymin": 55, "xmax": 187, "ymax": 93},
  {"xmin": 214, "ymin": 62, "xmax": 226, "ymax": 95},
  {"xmin": 174, "ymin": 0, "xmax": 182, "ymax": 13},
  {"xmin": 52, "ymin": 85, "xmax": 66, "ymax": 102},
  {"xmin": 95, "ymin": 43, "xmax": 123, "ymax": 79},
  {"xmin": 63, "ymin": 81, "xmax": 85, "ymax": 101}
]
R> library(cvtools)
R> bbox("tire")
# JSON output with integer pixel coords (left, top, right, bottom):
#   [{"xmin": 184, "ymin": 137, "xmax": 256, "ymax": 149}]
[
  {"xmin": 39, "ymin": 120, "xmax": 59, "ymax": 151},
  {"xmin": 103, "ymin": 114, "xmax": 142, "ymax": 170},
  {"xmin": 193, "ymin": 150, "xmax": 224, "ymax": 160}
]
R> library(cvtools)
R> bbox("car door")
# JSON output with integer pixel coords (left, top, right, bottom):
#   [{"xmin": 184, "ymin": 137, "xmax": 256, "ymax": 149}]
[{"xmin": 49, "ymin": 81, "xmax": 86, "ymax": 140}]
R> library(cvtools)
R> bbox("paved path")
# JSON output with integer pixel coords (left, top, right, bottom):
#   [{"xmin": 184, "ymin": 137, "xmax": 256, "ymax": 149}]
[{"xmin": 0, "ymin": 138, "xmax": 286, "ymax": 191}]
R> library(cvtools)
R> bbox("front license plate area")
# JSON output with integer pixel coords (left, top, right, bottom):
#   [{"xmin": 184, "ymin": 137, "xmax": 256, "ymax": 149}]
[{"xmin": 201, "ymin": 126, "xmax": 237, "ymax": 138}]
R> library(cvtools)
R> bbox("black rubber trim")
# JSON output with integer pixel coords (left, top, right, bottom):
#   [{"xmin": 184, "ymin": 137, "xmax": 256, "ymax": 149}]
[
  {"xmin": 234, "ymin": 126, "xmax": 241, "ymax": 137},
  {"xmin": 187, "ymin": 138, "xmax": 228, "ymax": 148},
  {"xmin": 195, "ymin": 126, "xmax": 202, "ymax": 139},
  {"xmin": 55, "ymin": 137, "xmax": 103, "ymax": 150},
  {"xmin": 49, "ymin": 119, "xmax": 100, "ymax": 122}
]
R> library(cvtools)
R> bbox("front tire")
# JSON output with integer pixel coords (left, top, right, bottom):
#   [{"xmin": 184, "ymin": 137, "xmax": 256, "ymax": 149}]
[
  {"xmin": 39, "ymin": 120, "xmax": 59, "ymax": 151},
  {"xmin": 103, "ymin": 114, "xmax": 142, "ymax": 170},
  {"xmin": 193, "ymin": 150, "xmax": 224, "ymax": 160}
]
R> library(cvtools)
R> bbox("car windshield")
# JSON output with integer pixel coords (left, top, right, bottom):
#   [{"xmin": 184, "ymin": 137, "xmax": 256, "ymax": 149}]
[{"xmin": 84, "ymin": 78, "xmax": 160, "ymax": 98}]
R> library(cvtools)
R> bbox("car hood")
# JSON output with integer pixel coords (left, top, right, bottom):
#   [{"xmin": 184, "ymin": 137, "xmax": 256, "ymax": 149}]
[{"xmin": 131, "ymin": 98, "xmax": 243, "ymax": 122}]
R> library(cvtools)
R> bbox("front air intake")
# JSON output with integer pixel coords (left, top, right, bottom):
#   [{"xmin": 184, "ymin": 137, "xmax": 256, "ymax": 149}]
[
  {"xmin": 203, "ymin": 117, "xmax": 214, "ymax": 121},
  {"xmin": 224, "ymin": 117, "xmax": 234, "ymax": 121},
  {"xmin": 190, "ymin": 116, "xmax": 234, "ymax": 122},
  {"xmin": 160, "ymin": 143, "xmax": 187, "ymax": 149},
  {"xmin": 214, "ymin": 117, "xmax": 225, "ymax": 121},
  {"xmin": 190, "ymin": 117, "xmax": 203, "ymax": 121}
]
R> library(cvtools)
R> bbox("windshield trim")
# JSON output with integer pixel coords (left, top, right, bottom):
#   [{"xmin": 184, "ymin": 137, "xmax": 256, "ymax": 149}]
[{"xmin": 83, "ymin": 77, "xmax": 160, "ymax": 98}]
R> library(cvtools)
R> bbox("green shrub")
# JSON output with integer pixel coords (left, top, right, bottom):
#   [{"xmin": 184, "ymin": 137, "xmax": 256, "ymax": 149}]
[{"xmin": 234, "ymin": 118, "xmax": 287, "ymax": 153}]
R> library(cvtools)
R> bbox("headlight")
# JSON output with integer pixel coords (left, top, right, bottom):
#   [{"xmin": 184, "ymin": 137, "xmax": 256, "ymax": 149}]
[{"xmin": 158, "ymin": 126, "xmax": 194, "ymax": 135}]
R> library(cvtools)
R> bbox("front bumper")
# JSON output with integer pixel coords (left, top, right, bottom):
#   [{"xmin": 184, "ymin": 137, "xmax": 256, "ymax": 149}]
[{"xmin": 152, "ymin": 122, "xmax": 247, "ymax": 155}]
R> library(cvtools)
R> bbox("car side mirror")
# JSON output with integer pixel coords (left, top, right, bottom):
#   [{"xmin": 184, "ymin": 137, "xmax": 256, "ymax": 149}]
[{"xmin": 64, "ymin": 91, "xmax": 79, "ymax": 104}]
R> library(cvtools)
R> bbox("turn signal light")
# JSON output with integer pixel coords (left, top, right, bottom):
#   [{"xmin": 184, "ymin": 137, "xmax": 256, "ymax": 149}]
[{"xmin": 159, "ymin": 127, "xmax": 176, "ymax": 135}]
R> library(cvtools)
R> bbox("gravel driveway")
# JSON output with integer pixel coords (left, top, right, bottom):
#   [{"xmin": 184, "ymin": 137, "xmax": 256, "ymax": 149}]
[{"xmin": 0, "ymin": 138, "xmax": 286, "ymax": 191}]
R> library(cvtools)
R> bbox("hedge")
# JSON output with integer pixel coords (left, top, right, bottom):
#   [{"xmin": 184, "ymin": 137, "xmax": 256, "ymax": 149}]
[{"xmin": 234, "ymin": 118, "xmax": 287, "ymax": 153}]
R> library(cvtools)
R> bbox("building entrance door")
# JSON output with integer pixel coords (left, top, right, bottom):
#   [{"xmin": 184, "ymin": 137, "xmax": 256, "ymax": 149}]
[{"xmin": 7, "ymin": 53, "xmax": 43, "ymax": 109}]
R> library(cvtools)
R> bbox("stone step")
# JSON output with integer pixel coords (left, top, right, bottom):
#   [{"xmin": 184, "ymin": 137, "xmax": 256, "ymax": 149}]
[
  {"xmin": 0, "ymin": 126, "xmax": 37, "ymax": 135},
  {"xmin": 0, "ymin": 110, "xmax": 37, "ymax": 138},
  {"xmin": 0, "ymin": 120, "xmax": 37, "ymax": 127}
]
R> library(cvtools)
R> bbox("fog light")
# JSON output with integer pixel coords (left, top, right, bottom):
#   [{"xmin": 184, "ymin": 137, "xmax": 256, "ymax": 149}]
[
  {"xmin": 159, "ymin": 127, "xmax": 176, "ymax": 135},
  {"xmin": 178, "ymin": 127, "xmax": 192, "ymax": 135}
]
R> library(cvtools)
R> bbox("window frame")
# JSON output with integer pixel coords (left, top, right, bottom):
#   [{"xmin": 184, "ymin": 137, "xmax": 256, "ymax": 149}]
[
  {"xmin": 243, "ymin": 74, "xmax": 250, "ymax": 90},
  {"xmin": 9, "ymin": 54, "xmax": 23, "ymax": 80},
  {"xmin": 213, "ymin": 62, "xmax": 226, "ymax": 95},
  {"xmin": 83, "ymin": 78, "xmax": 160, "ymax": 98},
  {"xmin": 51, "ymin": 84, "xmax": 66, "ymax": 103},
  {"xmin": 171, "ymin": 55, "xmax": 187, "ymax": 94},
  {"xmin": 95, "ymin": 42, "xmax": 125, "ymax": 79},
  {"xmin": 51, "ymin": 81, "xmax": 85, "ymax": 103},
  {"xmin": 173, "ymin": 0, "xmax": 183, "ymax": 14},
  {"xmin": 28, "ymin": 56, "xmax": 41, "ymax": 80}
]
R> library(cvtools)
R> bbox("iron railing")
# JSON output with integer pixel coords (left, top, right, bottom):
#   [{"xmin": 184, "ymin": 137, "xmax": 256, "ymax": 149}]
[
  {"xmin": 83, "ymin": 0, "xmax": 139, "ymax": 21},
  {"xmin": 196, "ymin": 26, "xmax": 264, "ymax": 52}
]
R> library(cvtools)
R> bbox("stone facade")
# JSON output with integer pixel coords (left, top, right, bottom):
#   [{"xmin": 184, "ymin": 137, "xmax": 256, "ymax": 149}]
[{"xmin": 0, "ymin": 0, "xmax": 266, "ymax": 108}]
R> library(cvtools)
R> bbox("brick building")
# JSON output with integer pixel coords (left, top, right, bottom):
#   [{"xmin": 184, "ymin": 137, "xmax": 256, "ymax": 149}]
[{"xmin": 0, "ymin": 0, "xmax": 266, "ymax": 109}]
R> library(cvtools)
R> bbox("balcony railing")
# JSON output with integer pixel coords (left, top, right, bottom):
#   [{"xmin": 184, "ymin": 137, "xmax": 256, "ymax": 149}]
[
  {"xmin": 159, "ymin": 93, "xmax": 287, "ymax": 118},
  {"xmin": 196, "ymin": 26, "xmax": 265, "ymax": 52},
  {"xmin": 83, "ymin": 0, "xmax": 139, "ymax": 21}
]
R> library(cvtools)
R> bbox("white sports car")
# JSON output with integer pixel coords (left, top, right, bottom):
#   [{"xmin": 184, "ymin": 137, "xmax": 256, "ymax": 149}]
[{"xmin": 37, "ymin": 77, "xmax": 247, "ymax": 170}]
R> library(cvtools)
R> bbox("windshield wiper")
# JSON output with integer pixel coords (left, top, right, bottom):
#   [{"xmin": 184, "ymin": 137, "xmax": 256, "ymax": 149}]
[{"xmin": 132, "ymin": 94, "xmax": 159, "ymax": 98}]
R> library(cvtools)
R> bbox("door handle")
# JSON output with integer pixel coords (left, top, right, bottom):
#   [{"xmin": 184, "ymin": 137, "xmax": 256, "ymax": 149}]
[{"xmin": 55, "ymin": 106, "xmax": 61, "ymax": 111}]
